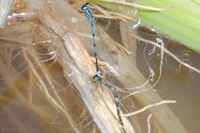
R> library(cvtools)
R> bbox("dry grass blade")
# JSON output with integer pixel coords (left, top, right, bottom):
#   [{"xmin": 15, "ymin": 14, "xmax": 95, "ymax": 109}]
[
  {"xmin": 93, "ymin": 5, "xmax": 134, "ymax": 21},
  {"xmin": 91, "ymin": 0, "xmax": 170, "ymax": 11},
  {"xmin": 94, "ymin": 14, "xmax": 126, "ymax": 21}
]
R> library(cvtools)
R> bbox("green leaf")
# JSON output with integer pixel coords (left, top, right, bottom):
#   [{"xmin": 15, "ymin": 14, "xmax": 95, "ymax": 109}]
[{"xmin": 136, "ymin": 0, "xmax": 200, "ymax": 52}]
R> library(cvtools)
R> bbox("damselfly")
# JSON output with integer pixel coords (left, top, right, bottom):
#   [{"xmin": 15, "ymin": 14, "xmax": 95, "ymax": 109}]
[
  {"xmin": 82, "ymin": 3, "xmax": 126, "ymax": 133},
  {"xmin": 82, "ymin": 3, "xmax": 101, "ymax": 79}
]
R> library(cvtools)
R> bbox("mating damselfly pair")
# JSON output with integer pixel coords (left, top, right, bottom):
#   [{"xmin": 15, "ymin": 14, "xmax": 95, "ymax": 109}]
[{"xmin": 82, "ymin": 3, "xmax": 126, "ymax": 133}]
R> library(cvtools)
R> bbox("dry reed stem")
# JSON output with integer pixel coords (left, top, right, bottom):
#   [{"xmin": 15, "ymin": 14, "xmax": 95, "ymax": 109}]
[{"xmin": 41, "ymin": 13, "xmax": 134, "ymax": 132}]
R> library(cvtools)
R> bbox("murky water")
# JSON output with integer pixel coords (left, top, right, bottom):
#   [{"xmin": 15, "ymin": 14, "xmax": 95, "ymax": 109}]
[{"xmin": 137, "ymin": 28, "xmax": 200, "ymax": 133}]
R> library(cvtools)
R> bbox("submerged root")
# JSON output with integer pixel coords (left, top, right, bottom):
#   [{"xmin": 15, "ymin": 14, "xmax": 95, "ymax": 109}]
[{"xmin": 134, "ymin": 35, "xmax": 200, "ymax": 74}]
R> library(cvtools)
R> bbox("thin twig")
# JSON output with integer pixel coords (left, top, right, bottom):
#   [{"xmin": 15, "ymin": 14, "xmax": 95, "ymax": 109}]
[
  {"xmin": 123, "ymin": 100, "xmax": 176, "ymax": 117},
  {"xmin": 147, "ymin": 114, "xmax": 152, "ymax": 133}
]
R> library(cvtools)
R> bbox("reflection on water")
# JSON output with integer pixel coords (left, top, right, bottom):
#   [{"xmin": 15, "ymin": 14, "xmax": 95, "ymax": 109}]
[{"xmin": 137, "ymin": 28, "xmax": 200, "ymax": 133}]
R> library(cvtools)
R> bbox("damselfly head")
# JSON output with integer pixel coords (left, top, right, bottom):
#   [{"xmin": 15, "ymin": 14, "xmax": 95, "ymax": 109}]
[
  {"xmin": 81, "ymin": 3, "xmax": 89, "ymax": 10},
  {"xmin": 81, "ymin": 2, "xmax": 94, "ymax": 24}
]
